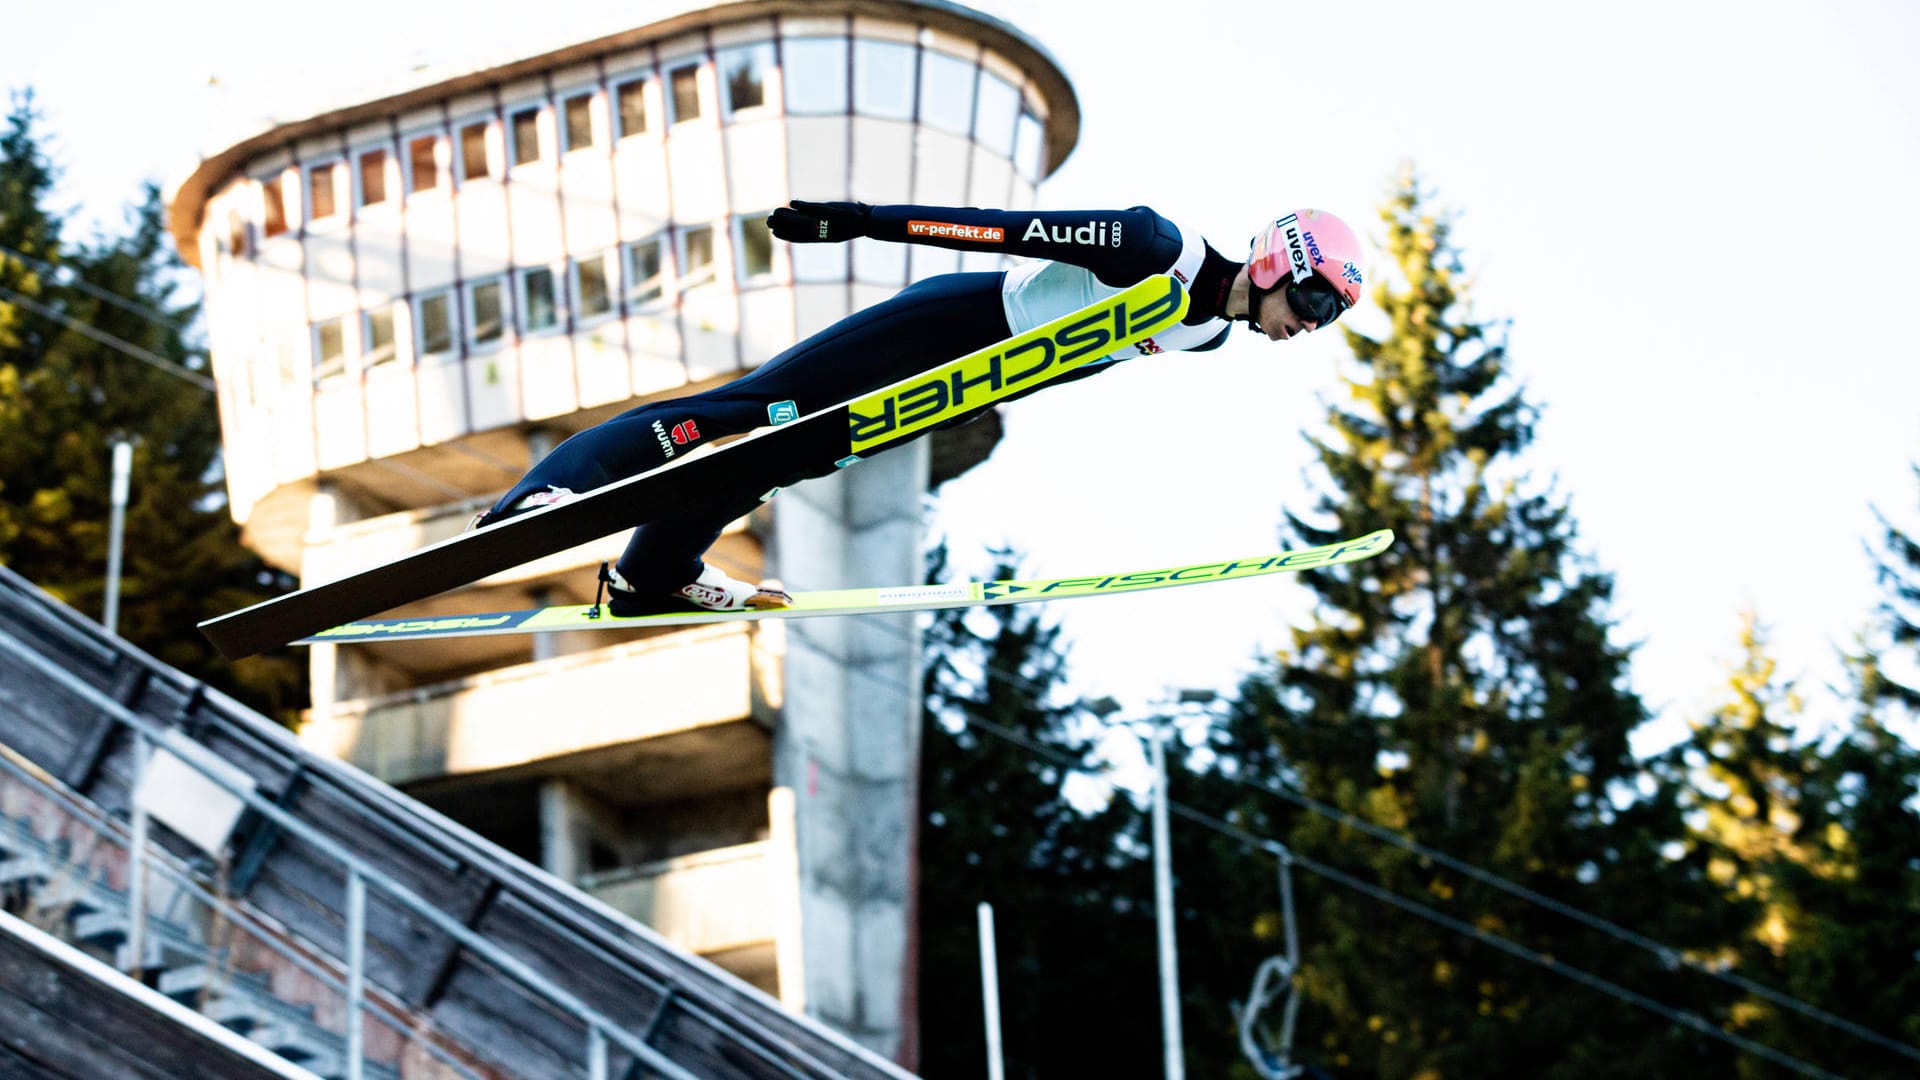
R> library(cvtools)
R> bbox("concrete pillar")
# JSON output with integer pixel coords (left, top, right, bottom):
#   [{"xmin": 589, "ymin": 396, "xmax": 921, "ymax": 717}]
[
  {"xmin": 767, "ymin": 786, "xmax": 807, "ymax": 1012},
  {"xmin": 306, "ymin": 482, "xmax": 346, "ymax": 719},
  {"xmin": 538, "ymin": 779, "xmax": 596, "ymax": 883},
  {"xmin": 770, "ymin": 442, "xmax": 925, "ymax": 1064}
]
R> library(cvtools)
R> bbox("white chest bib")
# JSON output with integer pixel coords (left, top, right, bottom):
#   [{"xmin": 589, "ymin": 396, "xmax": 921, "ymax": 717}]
[{"xmin": 998, "ymin": 225, "xmax": 1224, "ymax": 362}]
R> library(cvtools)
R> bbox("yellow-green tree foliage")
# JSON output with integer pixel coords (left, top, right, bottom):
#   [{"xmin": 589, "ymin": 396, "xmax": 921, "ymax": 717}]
[
  {"xmin": 0, "ymin": 90, "xmax": 302, "ymax": 718},
  {"xmin": 1216, "ymin": 167, "xmax": 1739, "ymax": 1077}
]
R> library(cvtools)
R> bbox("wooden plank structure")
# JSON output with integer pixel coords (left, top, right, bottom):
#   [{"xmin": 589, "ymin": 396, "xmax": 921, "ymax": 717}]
[
  {"xmin": 0, "ymin": 912, "xmax": 324, "ymax": 1080},
  {"xmin": 0, "ymin": 563, "xmax": 915, "ymax": 1080}
]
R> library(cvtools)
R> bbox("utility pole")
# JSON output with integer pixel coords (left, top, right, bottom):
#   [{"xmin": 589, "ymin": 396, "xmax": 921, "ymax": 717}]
[
  {"xmin": 978, "ymin": 902, "xmax": 1006, "ymax": 1080},
  {"xmin": 103, "ymin": 439, "xmax": 133, "ymax": 635},
  {"xmin": 1152, "ymin": 718, "xmax": 1185, "ymax": 1079}
]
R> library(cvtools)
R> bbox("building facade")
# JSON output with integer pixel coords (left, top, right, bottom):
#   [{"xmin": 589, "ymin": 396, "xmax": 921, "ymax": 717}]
[{"xmin": 168, "ymin": 0, "xmax": 1077, "ymax": 1063}]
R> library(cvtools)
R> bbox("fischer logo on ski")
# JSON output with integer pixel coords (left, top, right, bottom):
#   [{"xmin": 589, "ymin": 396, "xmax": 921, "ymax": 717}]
[
  {"xmin": 847, "ymin": 275, "xmax": 1186, "ymax": 452},
  {"xmin": 313, "ymin": 613, "xmax": 527, "ymax": 638}
]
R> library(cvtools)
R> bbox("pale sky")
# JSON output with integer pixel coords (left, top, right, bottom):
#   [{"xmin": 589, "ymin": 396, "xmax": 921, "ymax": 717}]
[{"xmin": 9, "ymin": 0, "xmax": 1920, "ymax": 746}]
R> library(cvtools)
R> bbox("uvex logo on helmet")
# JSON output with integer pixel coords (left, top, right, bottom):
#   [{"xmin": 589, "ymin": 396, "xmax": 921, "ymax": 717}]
[
  {"xmin": 1281, "ymin": 216, "xmax": 1311, "ymax": 282},
  {"xmin": 1249, "ymin": 208, "xmax": 1366, "ymax": 309},
  {"xmin": 1303, "ymin": 230, "xmax": 1325, "ymax": 267}
]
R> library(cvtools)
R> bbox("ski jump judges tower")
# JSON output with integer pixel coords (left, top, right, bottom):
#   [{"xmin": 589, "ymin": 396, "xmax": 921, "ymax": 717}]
[{"xmin": 167, "ymin": 0, "xmax": 1077, "ymax": 1063}]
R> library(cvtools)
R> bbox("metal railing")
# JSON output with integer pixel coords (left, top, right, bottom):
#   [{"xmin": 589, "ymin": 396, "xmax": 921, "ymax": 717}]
[
  {"xmin": 0, "ymin": 629, "xmax": 699, "ymax": 1080},
  {"xmin": 0, "ymin": 559, "xmax": 915, "ymax": 1080},
  {"xmin": 0, "ymin": 743, "xmax": 476, "ymax": 1080}
]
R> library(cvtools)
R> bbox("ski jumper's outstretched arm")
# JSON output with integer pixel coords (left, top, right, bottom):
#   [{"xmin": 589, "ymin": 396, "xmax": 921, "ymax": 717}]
[
  {"xmin": 769, "ymin": 201, "xmax": 1185, "ymax": 286},
  {"xmin": 769, "ymin": 199, "xmax": 1240, "ymax": 406}
]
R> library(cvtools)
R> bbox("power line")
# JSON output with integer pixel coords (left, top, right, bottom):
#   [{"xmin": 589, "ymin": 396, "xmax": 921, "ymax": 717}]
[
  {"xmin": 1215, "ymin": 746, "xmax": 1920, "ymax": 1065},
  {"xmin": 903, "ymin": 605, "xmax": 1920, "ymax": 1066},
  {"xmin": 1167, "ymin": 800, "xmax": 1849, "ymax": 1080},
  {"xmin": 0, "ymin": 242, "xmax": 187, "ymax": 331},
  {"xmin": 946, "ymin": 706, "xmax": 1848, "ymax": 1080},
  {"xmin": 0, "ymin": 282, "xmax": 216, "ymax": 393}
]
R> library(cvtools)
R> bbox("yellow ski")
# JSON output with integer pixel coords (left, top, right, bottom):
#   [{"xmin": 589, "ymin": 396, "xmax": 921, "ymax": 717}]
[{"xmin": 298, "ymin": 530, "xmax": 1394, "ymax": 645}]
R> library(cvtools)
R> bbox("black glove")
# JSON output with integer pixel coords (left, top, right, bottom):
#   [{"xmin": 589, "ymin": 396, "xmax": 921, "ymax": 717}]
[{"xmin": 766, "ymin": 200, "xmax": 872, "ymax": 244}]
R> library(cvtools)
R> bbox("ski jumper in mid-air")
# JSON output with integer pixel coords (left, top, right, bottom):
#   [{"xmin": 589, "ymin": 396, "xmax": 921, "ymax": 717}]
[{"xmin": 469, "ymin": 201, "xmax": 1367, "ymax": 616}]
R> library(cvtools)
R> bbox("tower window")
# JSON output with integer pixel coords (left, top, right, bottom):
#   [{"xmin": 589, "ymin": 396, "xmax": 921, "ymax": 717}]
[
  {"xmin": 409, "ymin": 135, "xmax": 440, "ymax": 193},
  {"xmin": 460, "ymin": 122, "xmax": 491, "ymax": 181},
  {"xmin": 669, "ymin": 64, "xmax": 701, "ymax": 123},
  {"xmin": 563, "ymin": 93, "xmax": 594, "ymax": 151},
  {"xmin": 511, "ymin": 107, "xmax": 542, "ymax": 166}
]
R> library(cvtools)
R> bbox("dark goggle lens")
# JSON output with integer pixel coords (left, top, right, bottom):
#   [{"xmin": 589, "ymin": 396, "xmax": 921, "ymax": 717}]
[{"xmin": 1285, "ymin": 277, "xmax": 1349, "ymax": 326}]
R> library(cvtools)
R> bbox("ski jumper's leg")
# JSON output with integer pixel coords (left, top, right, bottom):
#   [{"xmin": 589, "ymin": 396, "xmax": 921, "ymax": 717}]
[
  {"xmin": 614, "ymin": 271, "xmax": 1012, "ymax": 592},
  {"xmin": 478, "ymin": 387, "xmax": 766, "ymax": 523},
  {"xmin": 480, "ymin": 271, "xmax": 1010, "ymax": 528}
]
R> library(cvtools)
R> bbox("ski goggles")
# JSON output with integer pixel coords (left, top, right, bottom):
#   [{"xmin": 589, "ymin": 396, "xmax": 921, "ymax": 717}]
[{"xmin": 1285, "ymin": 275, "xmax": 1351, "ymax": 328}]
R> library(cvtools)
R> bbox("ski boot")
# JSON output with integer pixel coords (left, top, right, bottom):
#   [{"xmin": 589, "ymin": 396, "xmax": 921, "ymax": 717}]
[{"xmin": 600, "ymin": 562, "xmax": 791, "ymax": 618}]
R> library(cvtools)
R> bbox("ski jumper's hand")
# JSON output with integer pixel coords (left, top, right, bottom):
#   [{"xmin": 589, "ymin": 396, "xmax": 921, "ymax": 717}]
[{"xmin": 767, "ymin": 200, "xmax": 871, "ymax": 243}]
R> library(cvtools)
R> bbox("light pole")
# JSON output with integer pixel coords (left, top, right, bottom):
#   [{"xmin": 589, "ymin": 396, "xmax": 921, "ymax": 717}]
[
  {"xmin": 103, "ymin": 439, "xmax": 133, "ymax": 636},
  {"xmin": 1151, "ymin": 715, "xmax": 1185, "ymax": 1080},
  {"xmin": 1154, "ymin": 688, "xmax": 1219, "ymax": 1080},
  {"xmin": 978, "ymin": 901, "xmax": 1006, "ymax": 1080},
  {"xmin": 1088, "ymin": 691, "xmax": 1217, "ymax": 1079}
]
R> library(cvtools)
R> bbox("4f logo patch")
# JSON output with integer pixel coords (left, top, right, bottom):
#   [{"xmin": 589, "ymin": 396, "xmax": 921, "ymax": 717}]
[{"xmin": 671, "ymin": 420, "xmax": 701, "ymax": 445}]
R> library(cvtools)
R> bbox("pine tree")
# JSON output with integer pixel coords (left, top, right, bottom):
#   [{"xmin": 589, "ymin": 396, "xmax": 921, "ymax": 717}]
[
  {"xmin": 0, "ymin": 89, "xmax": 61, "ymax": 368},
  {"xmin": 1743, "ymin": 682, "xmax": 1920, "ymax": 1078},
  {"xmin": 917, "ymin": 542, "xmax": 1161, "ymax": 1079},
  {"xmin": 1666, "ymin": 613, "xmax": 1808, "ymax": 958},
  {"xmin": 1216, "ymin": 169, "xmax": 1735, "ymax": 1077},
  {"xmin": 1723, "ymin": 484, "xmax": 1920, "ymax": 1076},
  {"xmin": 0, "ymin": 93, "xmax": 303, "ymax": 717},
  {"xmin": 1654, "ymin": 612, "xmax": 1874, "ymax": 1079},
  {"xmin": 1865, "ymin": 465, "xmax": 1920, "ymax": 708}
]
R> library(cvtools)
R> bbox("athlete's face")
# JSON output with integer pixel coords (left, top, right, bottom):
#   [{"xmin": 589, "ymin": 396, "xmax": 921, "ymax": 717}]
[{"xmin": 1256, "ymin": 287, "xmax": 1316, "ymax": 342}]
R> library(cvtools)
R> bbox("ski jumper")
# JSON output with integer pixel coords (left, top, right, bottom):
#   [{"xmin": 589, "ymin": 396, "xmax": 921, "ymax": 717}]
[{"xmin": 478, "ymin": 203, "xmax": 1247, "ymax": 594}]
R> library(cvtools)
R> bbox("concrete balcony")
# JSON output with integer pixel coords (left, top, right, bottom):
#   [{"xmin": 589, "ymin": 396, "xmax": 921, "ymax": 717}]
[
  {"xmin": 583, "ymin": 840, "xmax": 775, "ymax": 956},
  {"xmin": 300, "ymin": 622, "xmax": 780, "ymax": 793},
  {"xmin": 584, "ymin": 839, "xmax": 785, "ymax": 998}
]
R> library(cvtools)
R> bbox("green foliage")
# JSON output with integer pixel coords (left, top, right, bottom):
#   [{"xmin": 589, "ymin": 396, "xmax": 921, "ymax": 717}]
[
  {"xmin": 1691, "ymin": 486, "xmax": 1920, "ymax": 1077},
  {"xmin": 0, "ymin": 90, "xmax": 303, "ymax": 718},
  {"xmin": 912, "ymin": 167, "xmax": 1915, "ymax": 1079},
  {"xmin": 1678, "ymin": 609, "xmax": 1920, "ymax": 1078},
  {"xmin": 917, "ymin": 541, "xmax": 1163, "ymax": 1079},
  {"xmin": 1663, "ymin": 614, "xmax": 1807, "ymax": 948},
  {"xmin": 1754, "ymin": 466, "xmax": 1920, "ymax": 1074},
  {"xmin": 0, "ymin": 90, "xmax": 60, "ymax": 362},
  {"xmin": 1865, "ymin": 466, "xmax": 1920, "ymax": 709},
  {"xmin": 1220, "ymin": 167, "xmax": 1736, "ymax": 1076}
]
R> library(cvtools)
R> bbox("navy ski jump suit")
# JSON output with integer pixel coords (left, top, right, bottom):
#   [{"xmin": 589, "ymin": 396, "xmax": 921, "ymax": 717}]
[{"xmin": 478, "ymin": 202, "xmax": 1248, "ymax": 595}]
